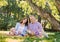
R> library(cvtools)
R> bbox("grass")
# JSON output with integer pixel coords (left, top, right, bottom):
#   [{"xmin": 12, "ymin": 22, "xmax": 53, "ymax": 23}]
[{"xmin": 0, "ymin": 31, "xmax": 60, "ymax": 42}]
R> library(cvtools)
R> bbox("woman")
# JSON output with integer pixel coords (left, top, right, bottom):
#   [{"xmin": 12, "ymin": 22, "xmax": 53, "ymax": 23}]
[{"xmin": 9, "ymin": 17, "xmax": 28, "ymax": 36}]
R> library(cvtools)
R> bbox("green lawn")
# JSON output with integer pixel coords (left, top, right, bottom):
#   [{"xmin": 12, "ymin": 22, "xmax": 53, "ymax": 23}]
[{"xmin": 0, "ymin": 31, "xmax": 60, "ymax": 42}]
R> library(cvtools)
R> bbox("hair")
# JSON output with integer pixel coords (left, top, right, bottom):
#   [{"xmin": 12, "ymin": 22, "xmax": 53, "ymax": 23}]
[
  {"xmin": 29, "ymin": 15, "xmax": 36, "ymax": 23},
  {"xmin": 20, "ymin": 17, "xmax": 28, "ymax": 26},
  {"xmin": 29, "ymin": 15, "xmax": 35, "ymax": 17}
]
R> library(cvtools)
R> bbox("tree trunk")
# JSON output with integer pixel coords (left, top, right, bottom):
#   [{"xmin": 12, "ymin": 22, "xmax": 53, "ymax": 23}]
[
  {"xmin": 25, "ymin": 0, "xmax": 60, "ymax": 31},
  {"xmin": 38, "ymin": 15, "xmax": 41, "ymax": 23},
  {"xmin": 55, "ymin": 0, "xmax": 60, "ymax": 13}
]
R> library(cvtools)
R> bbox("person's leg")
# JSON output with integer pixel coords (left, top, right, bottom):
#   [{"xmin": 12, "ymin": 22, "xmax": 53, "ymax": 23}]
[
  {"xmin": 9, "ymin": 27, "xmax": 16, "ymax": 36},
  {"xmin": 42, "ymin": 32, "xmax": 49, "ymax": 38},
  {"xmin": 9, "ymin": 31, "xmax": 15, "ymax": 36},
  {"xmin": 27, "ymin": 30, "xmax": 35, "ymax": 36}
]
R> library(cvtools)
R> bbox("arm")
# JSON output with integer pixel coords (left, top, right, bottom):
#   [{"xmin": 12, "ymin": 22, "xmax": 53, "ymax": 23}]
[
  {"xmin": 38, "ymin": 22, "xmax": 44, "ymax": 37},
  {"xmin": 22, "ymin": 26, "xmax": 27, "ymax": 35},
  {"xmin": 15, "ymin": 23, "xmax": 21, "ymax": 35},
  {"xmin": 15, "ymin": 23, "xmax": 20, "ymax": 31},
  {"xmin": 38, "ymin": 22, "xmax": 49, "ymax": 38},
  {"xmin": 38, "ymin": 22, "xmax": 44, "ymax": 32},
  {"xmin": 27, "ymin": 24, "xmax": 35, "ymax": 35}
]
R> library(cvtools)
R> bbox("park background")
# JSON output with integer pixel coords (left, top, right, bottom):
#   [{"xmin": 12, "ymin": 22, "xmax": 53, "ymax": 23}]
[{"xmin": 0, "ymin": 0, "xmax": 60, "ymax": 42}]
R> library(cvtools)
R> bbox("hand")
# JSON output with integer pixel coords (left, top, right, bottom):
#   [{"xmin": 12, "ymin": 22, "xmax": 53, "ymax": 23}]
[
  {"xmin": 39, "ymin": 32, "xmax": 44, "ymax": 38},
  {"xmin": 27, "ymin": 30, "xmax": 35, "ymax": 36},
  {"xmin": 31, "ymin": 32, "xmax": 35, "ymax": 35},
  {"xmin": 18, "ymin": 31, "xmax": 21, "ymax": 35},
  {"xmin": 27, "ymin": 30, "xmax": 31, "ymax": 33},
  {"xmin": 24, "ymin": 34, "xmax": 28, "ymax": 37}
]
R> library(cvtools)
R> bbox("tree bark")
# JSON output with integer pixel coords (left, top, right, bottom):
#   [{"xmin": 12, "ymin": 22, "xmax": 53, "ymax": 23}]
[
  {"xmin": 38, "ymin": 15, "xmax": 41, "ymax": 23},
  {"xmin": 55, "ymin": 0, "xmax": 60, "ymax": 13},
  {"xmin": 25, "ymin": 0, "xmax": 60, "ymax": 31}
]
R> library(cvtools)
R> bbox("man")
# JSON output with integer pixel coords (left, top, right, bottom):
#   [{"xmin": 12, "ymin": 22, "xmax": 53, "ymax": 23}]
[{"xmin": 28, "ymin": 15, "xmax": 48, "ymax": 38}]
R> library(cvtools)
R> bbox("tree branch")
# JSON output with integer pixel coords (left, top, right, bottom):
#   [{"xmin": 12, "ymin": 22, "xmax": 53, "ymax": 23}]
[{"xmin": 25, "ymin": 0, "xmax": 60, "ymax": 30}]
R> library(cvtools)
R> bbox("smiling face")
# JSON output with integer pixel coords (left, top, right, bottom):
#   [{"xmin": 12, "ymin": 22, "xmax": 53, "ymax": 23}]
[
  {"xmin": 23, "ymin": 18, "xmax": 27, "ymax": 24},
  {"xmin": 20, "ymin": 17, "xmax": 28, "ymax": 26},
  {"xmin": 29, "ymin": 15, "xmax": 36, "ymax": 23}
]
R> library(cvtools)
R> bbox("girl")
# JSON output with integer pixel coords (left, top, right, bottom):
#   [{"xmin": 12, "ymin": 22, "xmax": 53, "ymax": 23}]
[{"xmin": 9, "ymin": 17, "xmax": 28, "ymax": 36}]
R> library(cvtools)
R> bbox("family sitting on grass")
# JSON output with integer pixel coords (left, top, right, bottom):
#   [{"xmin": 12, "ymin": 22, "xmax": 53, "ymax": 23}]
[{"xmin": 9, "ymin": 15, "xmax": 48, "ymax": 38}]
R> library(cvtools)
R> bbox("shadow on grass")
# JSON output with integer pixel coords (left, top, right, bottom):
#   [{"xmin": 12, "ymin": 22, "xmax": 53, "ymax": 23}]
[{"xmin": 0, "ymin": 32, "xmax": 60, "ymax": 42}]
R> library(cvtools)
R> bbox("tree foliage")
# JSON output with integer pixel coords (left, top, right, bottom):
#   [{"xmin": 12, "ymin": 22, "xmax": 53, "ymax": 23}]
[{"xmin": 0, "ymin": 0, "xmax": 60, "ymax": 30}]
